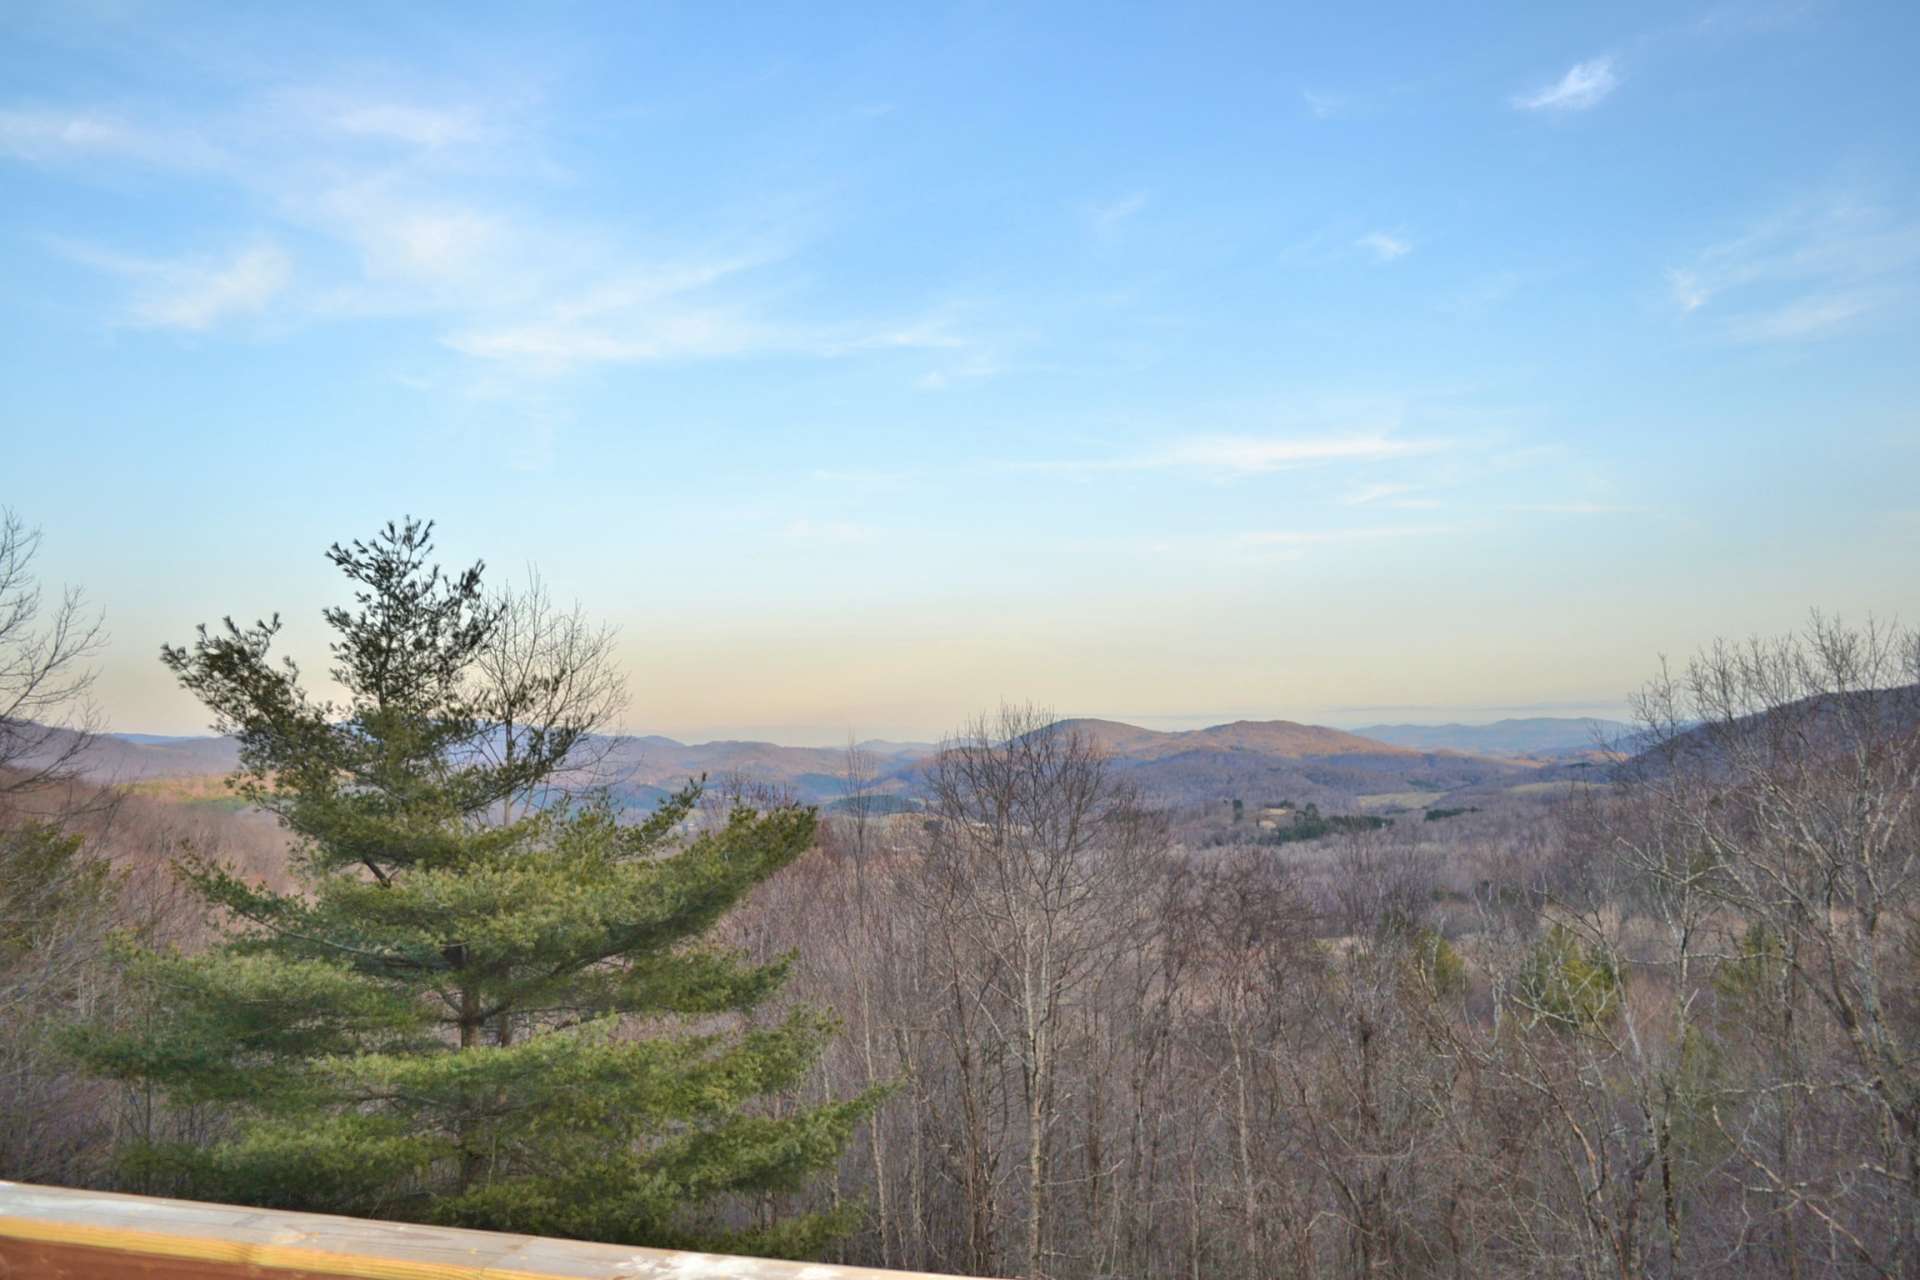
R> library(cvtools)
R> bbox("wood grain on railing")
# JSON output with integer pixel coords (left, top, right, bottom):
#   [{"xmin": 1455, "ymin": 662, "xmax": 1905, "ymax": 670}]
[{"xmin": 0, "ymin": 1181, "xmax": 980, "ymax": 1280}]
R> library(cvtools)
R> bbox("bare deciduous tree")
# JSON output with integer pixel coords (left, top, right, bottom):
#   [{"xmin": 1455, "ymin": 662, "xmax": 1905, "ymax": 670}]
[
  {"xmin": 921, "ymin": 705, "xmax": 1170, "ymax": 1280},
  {"xmin": 471, "ymin": 567, "xmax": 629, "ymax": 823},
  {"xmin": 1630, "ymin": 614, "xmax": 1920, "ymax": 1273},
  {"xmin": 0, "ymin": 509, "xmax": 105, "ymax": 804}
]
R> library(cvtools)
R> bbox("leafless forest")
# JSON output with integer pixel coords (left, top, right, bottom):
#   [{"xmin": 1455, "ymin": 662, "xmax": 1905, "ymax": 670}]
[
  {"xmin": 742, "ymin": 627, "xmax": 1920, "ymax": 1280},
  {"xmin": 5, "ymin": 509, "xmax": 1919, "ymax": 1280}
]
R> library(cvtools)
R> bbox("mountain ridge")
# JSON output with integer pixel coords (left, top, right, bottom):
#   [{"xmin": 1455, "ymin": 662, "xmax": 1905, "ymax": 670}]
[{"xmin": 20, "ymin": 716, "xmax": 1520, "ymax": 808}]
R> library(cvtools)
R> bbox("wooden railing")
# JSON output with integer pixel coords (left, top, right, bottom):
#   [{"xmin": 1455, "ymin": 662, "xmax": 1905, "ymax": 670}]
[{"xmin": 0, "ymin": 1181, "xmax": 978, "ymax": 1279}]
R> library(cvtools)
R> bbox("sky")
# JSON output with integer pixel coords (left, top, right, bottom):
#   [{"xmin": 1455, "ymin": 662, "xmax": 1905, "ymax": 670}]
[{"xmin": 2, "ymin": 1, "xmax": 1917, "ymax": 745}]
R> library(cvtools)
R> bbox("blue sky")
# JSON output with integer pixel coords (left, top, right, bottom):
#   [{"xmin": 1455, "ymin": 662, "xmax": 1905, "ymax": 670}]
[{"xmin": 3, "ymin": 1, "xmax": 1916, "ymax": 743}]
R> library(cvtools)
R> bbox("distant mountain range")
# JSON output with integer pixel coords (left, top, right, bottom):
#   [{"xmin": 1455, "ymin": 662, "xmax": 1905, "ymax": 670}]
[
  {"xmin": 1351, "ymin": 717, "xmax": 1635, "ymax": 757},
  {"xmin": 578, "ymin": 718, "xmax": 1541, "ymax": 808},
  {"xmin": 16, "ymin": 714, "xmax": 1618, "ymax": 810},
  {"xmin": 24, "ymin": 698, "xmax": 1908, "ymax": 830}
]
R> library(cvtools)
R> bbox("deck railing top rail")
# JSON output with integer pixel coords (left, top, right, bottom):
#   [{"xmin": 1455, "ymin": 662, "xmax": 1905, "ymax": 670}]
[{"xmin": 0, "ymin": 1181, "xmax": 980, "ymax": 1280}]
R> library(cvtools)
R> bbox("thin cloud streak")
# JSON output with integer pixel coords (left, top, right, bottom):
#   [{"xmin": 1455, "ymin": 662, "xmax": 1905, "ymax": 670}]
[
  {"xmin": 1237, "ymin": 524, "xmax": 1454, "ymax": 546},
  {"xmin": 1666, "ymin": 189, "xmax": 1920, "ymax": 343},
  {"xmin": 1726, "ymin": 290, "xmax": 1882, "ymax": 342},
  {"xmin": 1089, "ymin": 191, "xmax": 1149, "ymax": 242},
  {"xmin": 330, "ymin": 103, "xmax": 483, "ymax": 147},
  {"xmin": 1512, "ymin": 57, "xmax": 1620, "ymax": 111},
  {"xmin": 1341, "ymin": 482, "xmax": 1426, "ymax": 506},
  {"xmin": 1301, "ymin": 89, "xmax": 1343, "ymax": 119},
  {"xmin": 0, "ymin": 107, "xmax": 228, "ymax": 169},
  {"xmin": 57, "ymin": 239, "xmax": 293, "ymax": 330},
  {"xmin": 133, "ymin": 244, "xmax": 292, "ymax": 330},
  {"xmin": 1029, "ymin": 433, "xmax": 1449, "ymax": 477},
  {"xmin": 1357, "ymin": 231, "xmax": 1411, "ymax": 262}
]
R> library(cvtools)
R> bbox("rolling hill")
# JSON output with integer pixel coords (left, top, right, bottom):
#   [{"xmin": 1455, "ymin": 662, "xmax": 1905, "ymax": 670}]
[{"xmin": 1039, "ymin": 719, "xmax": 1529, "ymax": 807}]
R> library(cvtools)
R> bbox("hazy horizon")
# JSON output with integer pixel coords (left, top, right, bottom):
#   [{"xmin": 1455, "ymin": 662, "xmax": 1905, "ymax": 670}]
[
  {"xmin": 98, "ymin": 703, "xmax": 1640, "ymax": 750},
  {"xmin": 5, "ymin": 2, "xmax": 1915, "ymax": 744}
]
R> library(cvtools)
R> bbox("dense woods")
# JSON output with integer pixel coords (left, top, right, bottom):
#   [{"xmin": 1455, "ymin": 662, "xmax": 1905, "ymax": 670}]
[{"xmin": 4, "ymin": 512, "xmax": 1919, "ymax": 1278}]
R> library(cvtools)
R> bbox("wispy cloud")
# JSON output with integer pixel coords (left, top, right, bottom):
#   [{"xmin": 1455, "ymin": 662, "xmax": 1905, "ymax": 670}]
[
  {"xmin": 60, "ymin": 239, "xmax": 293, "ymax": 330},
  {"xmin": 440, "ymin": 255, "xmax": 774, "ymax": 368},
  {"xmin": 822, "ymin": 306, "xmax": 1004, "ymax": 388},
  {"xmin": 1299, "ymin": 85, "xmax": 1409, "ymax": 122},
  {"xmin": 446, "ymin": 313, "xmax": 764, "ymax": 368},
  {"xmin": 1089, "ymin": 191, "xmax": 1149, "ymax": 242},
  {"xmin": 1666, "ymin": 269, "xmax": 1711, "ymax": 313},
  {"xmin": 0, "ymin": 107, "xmax": 225, "ymax": 168},
  {"xmin": 916, "ymin": 358, "xmax": 1002, "ymax": 391},
  {"xmin": 302, "ymin": 180, "xmax": 514, "ymax": 291},
  {"xmin": 1341, "ymin": 481, "xmax": 1432, "ymax": 507},
  {"xmin": 1692, "ymin": 1, "xmax": 1819, "ymax": 38},
  {"xmin": 1156, "ymin": 433, "xmax": 1442, "ymax": 474},
  {"xmin": 135, "ymin": 244, "xmax": 291, "ymax": 330},
  {"xmin": 1725, "ymin": 291, "xmax": 1881, "ymax": 342},
  {"xmin": 1027, "ymin": 432, "xmax": 1447, "ymax": 478},
  {"xmin": 446, "ymin": 286, "xmax": 993, "ymax": 375},
  {"xmin": 1666, "ymin": 189, "xmax": 1920, "ymax": 343},
  {"xmin": 1512, "ymin": 57, "xmax": 1620, "ymax": 111},
  {"xmin": 0, "ymin": 108, "xmax": 124, "ymax": 156},
  {"xmin": 258, "ymin": 82, "xmax": 532, "ymax": 159},
  {"xmin": 1301, "ymin": 89, "xmax": 1344, "ymax": 120},
  {"xmin": 1357, "ymin": 231, "xmax": 1411, "ymax": 262},
  {"xmin": 6, "ymin": 87, "xmax": 987, "ymax": 381},
  {"xmin": 329, "ymin": 103, "xmax": 483, "ymax": 148},
  {"xmin": 833, "ymin": 314, "xmax": 975, "ymax": 354}
]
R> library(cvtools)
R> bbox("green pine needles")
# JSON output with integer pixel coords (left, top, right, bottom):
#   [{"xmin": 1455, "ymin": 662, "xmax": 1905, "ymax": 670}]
[{"xmin": 75, "ymin": 519, "xmax": 869, "ymax": 1254}]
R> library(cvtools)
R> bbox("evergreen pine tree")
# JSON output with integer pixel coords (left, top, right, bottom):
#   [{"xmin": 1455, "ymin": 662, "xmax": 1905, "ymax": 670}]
[{"xmin": 77, "ymin": 519, "xmax": 867, "ymax": 1255}]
